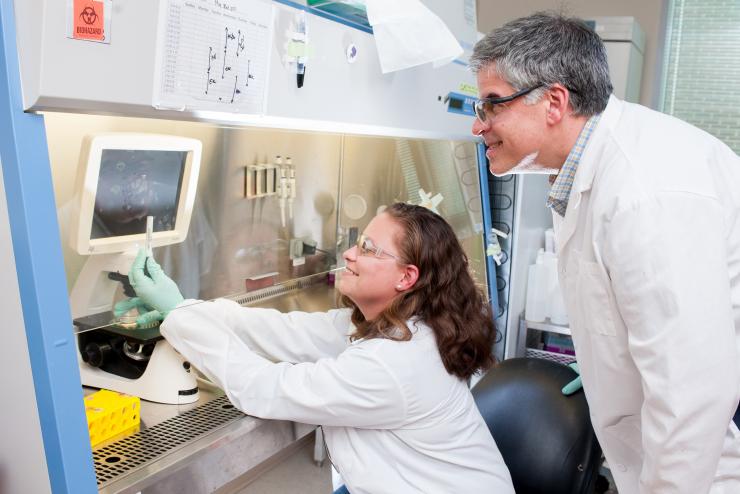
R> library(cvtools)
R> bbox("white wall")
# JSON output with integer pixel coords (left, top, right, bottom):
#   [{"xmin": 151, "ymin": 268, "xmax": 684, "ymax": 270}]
[{"xmin": 476, "ymin": 0, "xmax": 669, "ymax": 109}]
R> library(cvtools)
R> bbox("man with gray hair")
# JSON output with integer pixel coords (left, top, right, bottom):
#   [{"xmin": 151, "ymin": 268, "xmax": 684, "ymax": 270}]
[{"xmin": 471, "ymin": 12, "xmax": 740, "ymax": 494}]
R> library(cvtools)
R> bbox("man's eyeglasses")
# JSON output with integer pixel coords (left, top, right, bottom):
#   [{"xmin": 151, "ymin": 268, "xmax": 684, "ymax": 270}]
[
  {"xmin": 356, "ymin": 234, "xmax": 400, "ymax": 260},
  {"xmin": 474, "ymin": 85, "xmax": 543, "ymax": 124}
]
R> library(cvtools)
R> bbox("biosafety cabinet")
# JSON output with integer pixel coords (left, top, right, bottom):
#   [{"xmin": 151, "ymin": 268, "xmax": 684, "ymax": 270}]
[
  {"xmin": 1, "ymin": 2, "xmax": 645, "ymax": 491},
  {"xmin": 1, "ymin": 1, "xmax": 500, "ymax": 493}
]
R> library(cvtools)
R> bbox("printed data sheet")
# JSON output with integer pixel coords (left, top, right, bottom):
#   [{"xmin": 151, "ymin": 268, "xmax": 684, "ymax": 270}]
[{"xmin": 153, "ymin": 0, "xmax": 274, "ymax": 114}]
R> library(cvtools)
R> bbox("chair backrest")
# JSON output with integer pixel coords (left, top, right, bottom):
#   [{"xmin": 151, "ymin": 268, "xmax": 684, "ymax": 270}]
[{"xmin": 472, "ymin": 358, "xmax": 602, "ymax": 494}]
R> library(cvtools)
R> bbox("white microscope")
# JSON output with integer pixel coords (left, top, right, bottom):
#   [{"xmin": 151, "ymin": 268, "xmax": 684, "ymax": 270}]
[{"xmin": 68, "ymin": 133, "xmax": 202, "ymax": 404}]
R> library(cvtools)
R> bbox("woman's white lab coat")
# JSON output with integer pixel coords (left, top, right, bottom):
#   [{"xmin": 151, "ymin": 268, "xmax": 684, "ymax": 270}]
[
  {"xmin": 161, "ymin": 299, "xmax": 514, "ymax": 494},
  {"xmin": 555, "ymin": 95, "xmax": 740, "ymax": 493}
]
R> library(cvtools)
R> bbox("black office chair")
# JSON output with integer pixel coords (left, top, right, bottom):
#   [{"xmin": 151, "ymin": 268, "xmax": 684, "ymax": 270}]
[{"xmin": 472, "ymin": 358, "xmax": 603, "ymax": 494}]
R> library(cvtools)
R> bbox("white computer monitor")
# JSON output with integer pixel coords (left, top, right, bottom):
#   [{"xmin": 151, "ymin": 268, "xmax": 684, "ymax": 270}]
[{"xmin": 70, "ymin": 133, "xmax": 202, "ymax": 255}]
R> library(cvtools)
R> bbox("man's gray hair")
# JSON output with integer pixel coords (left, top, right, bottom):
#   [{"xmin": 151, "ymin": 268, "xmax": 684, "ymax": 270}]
[{"xmin": 470, "ymin": 12, "xmax": 613, "ymax": 116}]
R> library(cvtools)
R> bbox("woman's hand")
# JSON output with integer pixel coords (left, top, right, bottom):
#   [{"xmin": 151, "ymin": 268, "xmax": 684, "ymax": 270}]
[
  {"xmin": 113, "ymin": 297, "xmax": 163, "ymax": 326},
  {"xmin": 127, "ymin": 248, "xmax": 184, "ymax": 324}
]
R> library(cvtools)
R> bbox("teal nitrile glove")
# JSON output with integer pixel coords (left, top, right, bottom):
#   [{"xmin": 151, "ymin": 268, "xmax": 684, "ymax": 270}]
[
  {"xmin": 562, "ymin": 362, "xmax": 582, "ymax": 396},
  {"xmin": 128, "ymin": 248, "xmax": 184, "ymax": 323},
  {"xmin": 113, "ymin": 297, "xmax": 164, "ymax": 326},
  {"xmin": 113, "ymin": 296, "xmax": 145, "ymax": 317}
]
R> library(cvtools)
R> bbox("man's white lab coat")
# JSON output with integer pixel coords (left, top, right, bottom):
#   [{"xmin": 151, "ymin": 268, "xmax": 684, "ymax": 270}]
[
  {"xmin": 162, "ymin": 299, "xmax": 514, "ymax": 494},
  {"xmin": 555, "ymin": 95, "xmax": 740, "ymax": 493}
]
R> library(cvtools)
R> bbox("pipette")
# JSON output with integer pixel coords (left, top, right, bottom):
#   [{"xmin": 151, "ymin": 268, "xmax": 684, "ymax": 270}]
[
  {"xmin": 115, "ymin": 216, "xmax": 152, "ymax": 328},
  {"xmin": 145, "ymin": 216, "xmax": 154, "ymax": 257}
]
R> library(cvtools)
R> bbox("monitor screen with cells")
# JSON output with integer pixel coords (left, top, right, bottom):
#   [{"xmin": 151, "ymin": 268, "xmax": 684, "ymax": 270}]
[{"xmin": 91, "ymin": 149, "xmax": 187, "ymax": 239}]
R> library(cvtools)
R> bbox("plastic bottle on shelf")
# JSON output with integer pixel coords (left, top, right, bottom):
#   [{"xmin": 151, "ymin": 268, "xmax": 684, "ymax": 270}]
[
  {"xmin": 525, "ymin": 249, "xmax": 547, "ymax": 323},
  {"xmin": 542, "ymin": 250, "xmax": 559, "ymax": 321},
  {"xmin": 545, "ymin": 228, "xmax": 556, "ymax": 254}
]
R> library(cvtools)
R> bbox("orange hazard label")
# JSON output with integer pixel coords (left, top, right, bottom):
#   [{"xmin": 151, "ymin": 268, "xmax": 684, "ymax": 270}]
[{"xmin": 73, "ymin": 0, "xmax": 105, "ymax": 41}]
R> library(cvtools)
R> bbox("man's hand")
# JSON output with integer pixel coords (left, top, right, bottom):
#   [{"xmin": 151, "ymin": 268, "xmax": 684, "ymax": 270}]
[{"xmin": 562, "ymin": 362, "xmax": 582, "ymax": 396}]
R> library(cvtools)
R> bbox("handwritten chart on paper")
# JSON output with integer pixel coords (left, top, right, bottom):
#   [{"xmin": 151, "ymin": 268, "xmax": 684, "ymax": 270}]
[{"xmin": 153, "ymin": 0, "xmax": 273, "ymax": 114}]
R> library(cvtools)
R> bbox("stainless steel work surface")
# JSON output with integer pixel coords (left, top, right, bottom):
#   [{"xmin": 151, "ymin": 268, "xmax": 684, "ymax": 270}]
[
  {"xmin": 89, "ymin": 284, "xmax": 337, "ymax": 493},
  {"xmin": 90, "ymin": 377, "xmax": 309, "ymax": 494}
]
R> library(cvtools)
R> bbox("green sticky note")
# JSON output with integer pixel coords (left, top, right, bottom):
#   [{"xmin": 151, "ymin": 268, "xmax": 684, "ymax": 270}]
[
  {"xmin": 287, "ymin": 40, "xmax": 308, "ymax": 57},
  {"xmin": 458, "ymin": 83, "xmax": 478, "ymax": 96}
]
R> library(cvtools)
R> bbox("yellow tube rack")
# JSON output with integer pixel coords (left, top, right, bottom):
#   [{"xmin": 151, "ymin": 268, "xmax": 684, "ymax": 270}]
[{"xmin": 84, "ymin": 389, "xmax": 140, "ymax": 447}]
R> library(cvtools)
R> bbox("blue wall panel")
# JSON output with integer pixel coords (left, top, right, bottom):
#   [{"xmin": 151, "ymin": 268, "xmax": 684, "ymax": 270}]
[{"xmin": 0, "ymin": 0, "xmax": 95, "ymax": 491}]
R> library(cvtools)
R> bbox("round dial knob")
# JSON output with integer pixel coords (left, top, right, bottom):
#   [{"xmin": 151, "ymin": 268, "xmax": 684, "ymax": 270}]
[{"xmin": 82, "ymin": 342, "xmax": 112, "ymax": 368}]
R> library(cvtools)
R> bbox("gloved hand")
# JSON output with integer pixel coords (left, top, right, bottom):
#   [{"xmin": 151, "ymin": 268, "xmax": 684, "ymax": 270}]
[
  {"xmin": 128, "ymin": 248, "xmax": 184, "ymax": 323},
  {"xmin": 113, "ymin": 297, "xmax": 163, "ymax": 326},
  {"xmin": 562, "ymin": 362, "xmax": 582, "ymax": 396}
]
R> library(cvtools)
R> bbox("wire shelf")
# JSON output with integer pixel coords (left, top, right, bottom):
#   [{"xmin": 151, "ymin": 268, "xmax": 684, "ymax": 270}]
[{"xmin": 525, "ymin": 319, "xmax": 571, "ymax": 336}]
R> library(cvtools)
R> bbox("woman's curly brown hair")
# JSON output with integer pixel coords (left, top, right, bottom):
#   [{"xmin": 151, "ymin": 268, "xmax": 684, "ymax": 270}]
[{"xmin": 341, "ymin": 202, "xmax": 497, "ymax": 380}]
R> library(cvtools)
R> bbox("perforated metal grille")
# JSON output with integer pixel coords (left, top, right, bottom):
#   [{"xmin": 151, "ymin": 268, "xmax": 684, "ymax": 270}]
[
  {"xmin": 93, "ymin": 395, "xmax": 243, "ymax": 487},
  {"xmin": 526, "ymin": 347, "xmax": 576, "ymax": 365},
  {"xmin": 230, "ymin": 272, "xmax": 326, "ymax": 306}
]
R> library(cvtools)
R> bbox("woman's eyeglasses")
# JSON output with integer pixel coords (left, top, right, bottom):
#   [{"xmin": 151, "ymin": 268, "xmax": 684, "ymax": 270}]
[
  {"xmin": 474, "ymin": 85, "xmax": 543, "ymax": 124},
  {"xmin": 356, "ymin": 234, "xmax": 400, "ymax": 260}
]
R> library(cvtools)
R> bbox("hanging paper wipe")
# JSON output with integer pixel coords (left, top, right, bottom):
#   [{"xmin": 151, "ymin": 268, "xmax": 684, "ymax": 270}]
[{"xmin": 365, "ymin": 0, "xmax": 463, "ymax": 73}]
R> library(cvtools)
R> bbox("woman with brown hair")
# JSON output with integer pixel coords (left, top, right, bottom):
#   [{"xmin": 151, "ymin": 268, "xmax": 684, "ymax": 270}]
[{"xmin": 126, "ymin": 202, "xmax": 514, "ymax": 494}]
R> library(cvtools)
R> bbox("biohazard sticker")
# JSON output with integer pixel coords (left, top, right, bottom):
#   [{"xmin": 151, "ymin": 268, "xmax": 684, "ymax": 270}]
[{"xmin": 67, "ymin": 0, "xmax": 112, "ymax": 44}]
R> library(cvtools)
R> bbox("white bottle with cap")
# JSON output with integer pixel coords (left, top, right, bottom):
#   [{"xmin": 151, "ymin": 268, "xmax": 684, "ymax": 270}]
[
  {"xmin": 525, "ymin": 249, "xmax": 547, "ymax": 323},
  {"xmin": 545, "ymin": 228, "xmax": 556, "ymax": 254}
]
